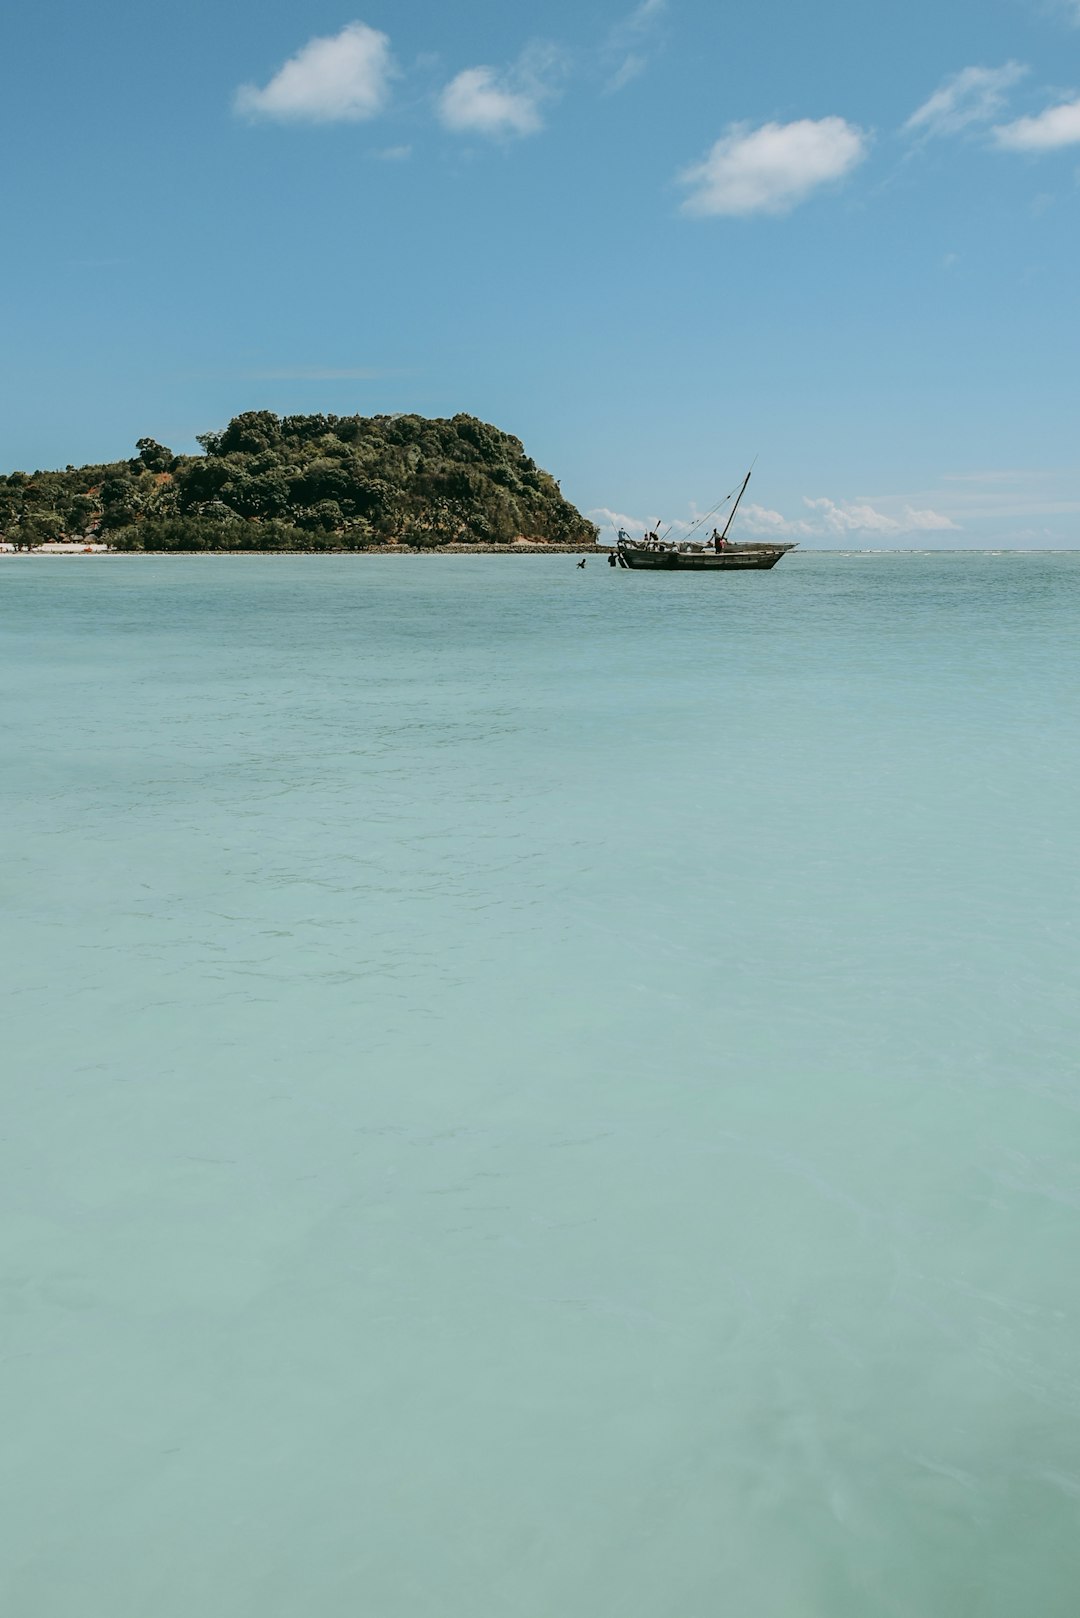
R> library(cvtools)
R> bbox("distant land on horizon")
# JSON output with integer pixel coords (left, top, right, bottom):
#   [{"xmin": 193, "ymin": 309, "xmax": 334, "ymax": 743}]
[{"xmin": 0, "ymin": 411, "xmax": 599, "ymax": 552}]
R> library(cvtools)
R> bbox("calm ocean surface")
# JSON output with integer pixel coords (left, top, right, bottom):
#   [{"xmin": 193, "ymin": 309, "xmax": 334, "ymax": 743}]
[{"xmin": 3, "ymin": 552, "xmax": 1080, "ymax": 1617}]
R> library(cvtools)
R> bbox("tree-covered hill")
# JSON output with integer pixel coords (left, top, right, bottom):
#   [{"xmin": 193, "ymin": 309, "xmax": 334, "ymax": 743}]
[{"xmin": 0, "ymin": 412, "xmax": 598, "ymax": 550}]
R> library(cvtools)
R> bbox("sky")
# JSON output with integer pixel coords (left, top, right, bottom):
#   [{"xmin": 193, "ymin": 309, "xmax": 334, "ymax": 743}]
[{"xmin": 2, "ymin": 0, "xmax": 1079, "ymax": 545}]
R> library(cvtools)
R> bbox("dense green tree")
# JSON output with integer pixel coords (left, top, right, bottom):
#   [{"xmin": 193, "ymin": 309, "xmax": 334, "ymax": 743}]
[
  {"xmin": 134, "ymin": 438, "xmax": 175, "ymax": 473},
  {"xmin": 16, "ymin": 512, "xmax": 64, "ymax": 545},
  {"xmin": 0, "ymin": 412, "xmax": 598, "ymax": 550}
]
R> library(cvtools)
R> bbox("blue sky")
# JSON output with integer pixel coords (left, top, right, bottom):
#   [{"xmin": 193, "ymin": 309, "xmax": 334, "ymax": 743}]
[{"xmin": 2, "ymin": 0, "xmax": 1079, "ymax": 544}]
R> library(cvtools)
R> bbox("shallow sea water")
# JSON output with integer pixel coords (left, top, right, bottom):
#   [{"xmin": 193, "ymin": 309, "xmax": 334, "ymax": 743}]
[{"xmin": 2, "ymin": 552, "xmax": 1080, "ymax": 1617}]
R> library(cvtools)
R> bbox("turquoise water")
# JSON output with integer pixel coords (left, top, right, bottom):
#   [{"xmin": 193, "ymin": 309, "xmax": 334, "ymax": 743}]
[{"xmin": 2, "ymin": 553, "xmax": 1080, "ymax": 1617}]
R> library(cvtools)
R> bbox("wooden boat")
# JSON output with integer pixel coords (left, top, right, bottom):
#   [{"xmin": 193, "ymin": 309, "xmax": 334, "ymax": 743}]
[
  {"xmin": 613, "ymin": 539, "xmax": 795, "ymax": 570},
  {"xmin": 612, "ymin": 465, "xmax": 796, "ymax": 571}
]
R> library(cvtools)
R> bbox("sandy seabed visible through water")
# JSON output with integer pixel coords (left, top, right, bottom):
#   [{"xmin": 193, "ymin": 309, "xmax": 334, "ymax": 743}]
[{"xmin": 3, "ymin": 552, "xmax": 1080, "ymax": 1618}]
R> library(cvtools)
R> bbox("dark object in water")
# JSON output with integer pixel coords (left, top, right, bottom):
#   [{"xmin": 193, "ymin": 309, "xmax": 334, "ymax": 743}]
[
  {"xmin": 613, "ymin": 463, "xmax": 796, "ymax": 572},
  {"xmin": 614, "ymin": 539, "xmax": 795, "ymax": 571}
]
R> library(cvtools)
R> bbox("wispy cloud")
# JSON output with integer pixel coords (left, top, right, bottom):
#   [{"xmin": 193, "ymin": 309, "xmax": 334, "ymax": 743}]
[
  {"xmin": 904, "ymin": 63, "xmax": 1027, "ymax": 139},
  {"xmin": 738, "ymin": 499, "xmax": 952, "ymax": 539},
  {"xmin": 904, "ymin": 63, "xmax": 1080, "ymax": 158},
  {"xmin": 803, "ymin": 497, "xmax": 960, "ymax": 535},
  {"xmin": 994, "ymin": 97, "xmax": 1080, "ymax": 150},
  {"xmin": 606, "ymin": 55, "xmax": 647, "ymax": 94},
  {"xmin": 592, "ymin": 496, "xmax": 960, "ymax": 543},
  {"xmin": 438, "ymin": 44, "xmax": 564, "ymax": 138},
  {"xmin": 678, "ymin": 117, "xmax": 868, "ymax": 217},
  {"xmin": 234, "ymin": 22, "xmax": 395, "ymax": 123},
  {"xmin": 602, "ymin": 0, "xmax": 667, "ymax": 94}
]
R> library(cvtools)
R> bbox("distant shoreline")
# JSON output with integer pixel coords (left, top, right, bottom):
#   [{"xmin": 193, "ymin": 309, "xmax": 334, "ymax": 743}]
[
  {"xmin": 2, "ymin": 542, "xmax": 606, "ymax": 557},
  {"xmin": 4, "ymin": 544, "xmax": 1078, "ymax": 559}
]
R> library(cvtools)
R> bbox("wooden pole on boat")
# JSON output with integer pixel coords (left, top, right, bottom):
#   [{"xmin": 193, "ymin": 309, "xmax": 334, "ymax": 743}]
[{"xmin": 718, "ymin": 462, "xmax": 755, "ymax": 542}]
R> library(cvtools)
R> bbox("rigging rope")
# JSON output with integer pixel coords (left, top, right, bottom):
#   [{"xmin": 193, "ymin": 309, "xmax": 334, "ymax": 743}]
[
  {"xmin": 643, "ymin": 461, "xmax": 757, "ymax": 545},
  {"xmin": 671, "ymin": 483, "xmax": 740, "ymax": 545}
]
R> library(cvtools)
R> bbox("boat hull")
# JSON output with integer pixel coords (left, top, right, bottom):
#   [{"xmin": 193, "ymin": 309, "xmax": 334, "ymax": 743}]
[{"xmin": 617, "ymin": 543, "xmax": 794, "ymax": 571}]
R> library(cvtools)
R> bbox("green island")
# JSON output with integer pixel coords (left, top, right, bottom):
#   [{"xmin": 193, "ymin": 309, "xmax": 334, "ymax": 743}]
[{"xmin": 0, "ymin": 410, "xmax": 599, "ymax": 551}]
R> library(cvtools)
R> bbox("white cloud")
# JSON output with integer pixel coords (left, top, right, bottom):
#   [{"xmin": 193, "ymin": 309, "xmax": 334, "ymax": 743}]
[
  {"xmin": 593, "ymin": 492, "xmax": 966, "ymax": 545},
  {"xmin": 587, "ymin": 507, "xmax": 691, "ymax": 542},
  {"xmin": 678, "ymin": 117, "xmax": 868, "ymax": 217},
  {"xmin": 438, "ymin": 46, "xmax": 563, "ymax": 138},
  {"xmin": 439, "ymin": 67, "xmax": 542, "ymax": 136},
  {"xmin": 736, "ymin": 498, "xmax": 959, "ymax": 540},
  {"xmin": 235, "ymin": 22, "xmax": 394, "ymax": 123},
  {"xmin": 376, "ymin": 145, "xmax": 412, "ymax": 161},
  {"xmin": 598, "ymin": 476, "xmax": 1080, "ymax": 548},
  {"xmin": 740, "ymin": 503, "xmax": 815, "ymax": 537},
  {"xmin": 904, "ymin": 63, "xmax": 1027, "ymax": 139},
  {"xmin": 898, "ymin": 506, "xmax": 962, "ymax": 532},
  {"xmin": 994, "ymin": 97, "xmax": 1080, "ymax": 150},
  {"xmin": 803, "ymin": 497, "xmax": 960, "ymax": 535}
]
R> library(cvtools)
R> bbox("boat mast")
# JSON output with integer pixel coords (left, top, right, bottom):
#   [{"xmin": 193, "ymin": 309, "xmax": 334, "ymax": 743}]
[{"xmin": 718, "ymin": 462, "xmax": 755, "ymax": 542}]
